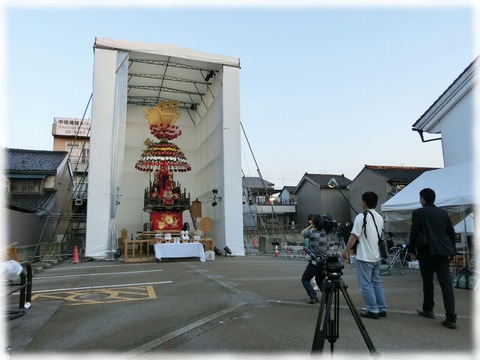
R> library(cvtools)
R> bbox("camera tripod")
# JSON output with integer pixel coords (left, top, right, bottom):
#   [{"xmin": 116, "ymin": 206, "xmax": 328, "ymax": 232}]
[{"xmin": 311, "ymin": 275, "xmax": 379, "ymax": 356}]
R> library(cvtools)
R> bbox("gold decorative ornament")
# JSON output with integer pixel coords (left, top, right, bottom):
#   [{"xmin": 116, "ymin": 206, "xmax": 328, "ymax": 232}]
[{"xmin": 143, "ymin": 100, "xmax": 181, "ymax": 127}]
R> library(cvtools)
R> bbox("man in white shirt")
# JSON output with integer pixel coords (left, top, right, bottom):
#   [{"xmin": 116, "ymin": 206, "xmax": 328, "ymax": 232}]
[{"xmin": 341, "ymin": 191, "xmax": 387, "ymax": 319}]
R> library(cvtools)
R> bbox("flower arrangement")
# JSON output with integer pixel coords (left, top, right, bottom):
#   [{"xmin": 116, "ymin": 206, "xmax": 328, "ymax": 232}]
[
  {"xmin": 149, "ymin": 123, "xmax": 182, "ymax": 141},
  {"xmin": 134, "ymin": 140, "xmax": 191, "ymax": 172}
]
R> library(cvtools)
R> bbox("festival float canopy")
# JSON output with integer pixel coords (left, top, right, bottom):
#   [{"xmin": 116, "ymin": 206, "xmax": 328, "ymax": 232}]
[
  {"xmin": 86, "ymin": 38, "xmax": 243, "ymax": 260},
  {"xmin": 134, "ymin": 100, "xmax": 191, "ymax": 173}
]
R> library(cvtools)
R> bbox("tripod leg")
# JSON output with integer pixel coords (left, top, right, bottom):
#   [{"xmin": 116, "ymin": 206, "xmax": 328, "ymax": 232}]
[
  {"xmin": 311, "ymin": 284, "xmax": 334, "ymax": 352},
  {"xmin": 328, "ymin": 284, "xmax": 340, "ymax": 353},
  {"xmin": 338, "ymin": 281, "xmax": 379, "ymax": 356}
]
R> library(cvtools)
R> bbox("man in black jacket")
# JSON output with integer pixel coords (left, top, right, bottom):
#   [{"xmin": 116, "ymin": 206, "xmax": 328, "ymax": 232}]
[{"xmin": 408, "ymin": 188, "xmax": 457, "ymax": 329}]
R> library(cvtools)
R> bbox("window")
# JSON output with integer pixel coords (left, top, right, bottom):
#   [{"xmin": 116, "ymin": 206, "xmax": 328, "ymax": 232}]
[
  {"xmin": 10, "ymin": 178, "xmax": 44, "ymax": 195},
  {"xmin": 388, "ymin": 183, "xmax": 406, "ymax": 195},
  {"xmin": 66, "ymin": 141, "xmax": 90, "ymax": 164}
]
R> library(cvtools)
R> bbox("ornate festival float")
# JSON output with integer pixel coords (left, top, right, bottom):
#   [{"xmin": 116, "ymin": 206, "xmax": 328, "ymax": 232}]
[{"xmin": 135, "ymin": 100, "xmax": 192, "ymax": 233}]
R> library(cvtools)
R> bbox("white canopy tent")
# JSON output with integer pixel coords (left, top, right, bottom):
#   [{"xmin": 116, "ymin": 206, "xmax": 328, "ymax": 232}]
[
  {"xmin": 381, "ymin": 162, "xmax": 476, "ymax": 267},
  {"xmin": 454, "ymin": 213, "xmax": 475, "ymax": 234},
  {"xmin": 381, "ymin": 162, "xmax": 475, "ymax": 223}
]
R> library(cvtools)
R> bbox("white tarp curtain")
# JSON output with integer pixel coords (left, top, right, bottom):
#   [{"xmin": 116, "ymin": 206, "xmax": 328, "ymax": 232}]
[
  {"xmin": 95, "ymin": 38, "xmax": 240, "ymax": 68},
  {"xmin": 454, "ymin": 213, "xmax": 475, "ymax": 234},
  {"xmin": 85, "ymin": 48, "xmax": 128, "ymax": 259},
  {"xmin": 381, "ymin": 162, "xmax": 476, "ymax": 223},
  {"xmin": 107, "ymin": 50, "xmax": 128, "ymax": 259}
]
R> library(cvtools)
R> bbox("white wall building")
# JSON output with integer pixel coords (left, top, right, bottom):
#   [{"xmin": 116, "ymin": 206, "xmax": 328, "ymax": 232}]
[
  {"xmin": 382, "ymin": 57, "xmax": 478, "ymax": 236},
  {"xmin": 411, "ymin": 57, "xmax": 478, "ymax": 167}
]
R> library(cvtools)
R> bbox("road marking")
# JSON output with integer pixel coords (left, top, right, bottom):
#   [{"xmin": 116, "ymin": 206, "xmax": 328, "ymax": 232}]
[
  {"xmin": 31, "ymin": 285, "xmax": 158, "ymax": 305},
  {"xmin": 34, "ymin": 269, "xmax": 164, "ymax": 280},
  {"xmin": 30, "ymin": 280, "xmax": 172, "ymax": 294},
  {"xmin": 184, "ymin": 263, "xmax": 243, "ymax": 294},
  {"xmin": 47, "ymin": 263, "xmax": 153, "ymax": 271},
  {"xmin": 117, "ymin": 302, "xmax": 248, "ymax": 358}
]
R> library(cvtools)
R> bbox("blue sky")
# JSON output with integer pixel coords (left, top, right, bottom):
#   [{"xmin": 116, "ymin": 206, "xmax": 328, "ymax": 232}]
[{"xmin": 2, "ymin": 2, "xmax": 477, "ymax": 186}]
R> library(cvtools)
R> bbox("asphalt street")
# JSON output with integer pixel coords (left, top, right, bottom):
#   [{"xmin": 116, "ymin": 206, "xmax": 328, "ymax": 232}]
[{"xmin": 4, "ymin": 253, "xmax": 477, "ymax": 359}]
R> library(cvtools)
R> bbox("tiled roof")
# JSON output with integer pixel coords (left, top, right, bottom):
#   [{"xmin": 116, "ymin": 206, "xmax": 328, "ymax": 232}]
[
  {"xmin": 303, "ymin": 173, "xmax": 352, "ymax": 189},
  {"xmin": 2, "ymin": 148, "xmax": 68, "ymax": 174},
  {"xmin": 242, "ymin": 176, "xmax": 275, "ymax": 190},
  {"xmin": 8, "ymin": 190, "xmax": 57, "ymax": 213},
  {"xmin": 365, "ymin": 165, "xmax": 438, "ymax": 183}
]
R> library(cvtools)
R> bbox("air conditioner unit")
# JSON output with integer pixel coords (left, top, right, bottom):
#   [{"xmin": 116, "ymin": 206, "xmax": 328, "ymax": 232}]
[{"xmin": 75, "ymin": 199, "xmax": 83, "ymax": 206}]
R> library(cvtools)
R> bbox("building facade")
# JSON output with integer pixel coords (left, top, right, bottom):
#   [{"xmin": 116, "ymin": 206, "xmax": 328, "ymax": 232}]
[
  {"xmin": 52, "ymin": 117, "xmax": 90, "ymax": 252},
  {"xmin": 294, "ymin": 173, "xmax": 352, "ymax": 226},
  {"xmin": 2, "ymin": 148, "xmax": 72, "ymax": 251}
]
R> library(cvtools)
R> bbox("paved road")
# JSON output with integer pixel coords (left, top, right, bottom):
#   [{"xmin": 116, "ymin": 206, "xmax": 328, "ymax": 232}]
[{"xmin": 5, "ymin": 254, "xmax": 476, "ymax": 359}]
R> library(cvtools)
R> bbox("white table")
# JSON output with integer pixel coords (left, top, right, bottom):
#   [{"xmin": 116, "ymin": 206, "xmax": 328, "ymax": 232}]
[{"xmin": 154, "ymin": 243, "xmax": 206, "ymax": 262}]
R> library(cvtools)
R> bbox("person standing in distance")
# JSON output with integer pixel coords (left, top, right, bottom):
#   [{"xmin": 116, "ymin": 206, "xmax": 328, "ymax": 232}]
[
  {"xmin": 341, "ymin": 191, "xmax": 387, "ymax": 319},
  {"xmin": 385, "ymin": 232, "xmax": 395, "ymax": 251},
  {"xmin": 301, "ymin": 214, "xmax": 314, "ymax": 247},
  {"xmin": 408, "ymin": 188, "xmax": 457, "ymax": 329}
]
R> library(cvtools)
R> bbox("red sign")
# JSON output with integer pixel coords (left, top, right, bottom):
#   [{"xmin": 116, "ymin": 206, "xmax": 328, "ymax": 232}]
[{"xmin": 151, "ymin": 211, "xmax": 183, "ymax": 231}]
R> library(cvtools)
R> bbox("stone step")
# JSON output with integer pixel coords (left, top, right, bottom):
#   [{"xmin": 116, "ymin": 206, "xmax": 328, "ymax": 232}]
[{"xmin": 32, "ymin": 257, "xmax": 64, "ymax": 273}]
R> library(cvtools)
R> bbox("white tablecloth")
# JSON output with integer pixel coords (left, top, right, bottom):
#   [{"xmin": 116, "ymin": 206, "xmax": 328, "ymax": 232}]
[{"xmin": 154, "ymin": 243, "xmax": 206, "ymax": 262}]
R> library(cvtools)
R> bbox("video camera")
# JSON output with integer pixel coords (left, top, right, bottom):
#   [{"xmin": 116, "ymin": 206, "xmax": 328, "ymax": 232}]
[
  {"xmin": 321, "ymin": 214, "xmax": 338, "ymax": 234},
  {"xmin": 323, "ymin": 254, "xmax": 344, "ymax": 280}
]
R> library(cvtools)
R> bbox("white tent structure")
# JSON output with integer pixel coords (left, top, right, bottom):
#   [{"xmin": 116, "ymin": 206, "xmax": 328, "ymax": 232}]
[
  {"xmin": 381, "ymin": 162, "xmax": 476, "ymax": 266},
  {"xmin": 454, "ymin": 213, "xmax": 475, "ymax": 234},
  {"xmin": 382, "ymin": 162, "xmax": 475, "ymax": 224},
  {"xmin": 86, "ymin": 38, "xmax": 243, "ymax": 259}
]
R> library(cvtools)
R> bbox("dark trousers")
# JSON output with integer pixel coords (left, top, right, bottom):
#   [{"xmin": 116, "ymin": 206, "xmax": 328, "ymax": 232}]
[
  {"xmin": 301, "ymin": 261, "xmax": 325, "ymax": 300},
  {"xmin": 419, "ymin": 255, "xmax": 457, "ymax": 322}
]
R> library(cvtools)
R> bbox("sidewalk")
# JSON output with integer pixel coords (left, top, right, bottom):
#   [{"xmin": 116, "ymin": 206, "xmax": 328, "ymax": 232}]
[{"xmin": 5, "ymin": 254, "xmax": 477, "ymax": 358}]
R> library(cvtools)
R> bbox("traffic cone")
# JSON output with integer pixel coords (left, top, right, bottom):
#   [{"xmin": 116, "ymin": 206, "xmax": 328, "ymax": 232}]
[
  {"xmin": 72, "ymin": 246, "xmax": 80, "ymax": 264},
  {"xmin": 272, "ymin": 245, "xmax": 279, "ymax": 258}
]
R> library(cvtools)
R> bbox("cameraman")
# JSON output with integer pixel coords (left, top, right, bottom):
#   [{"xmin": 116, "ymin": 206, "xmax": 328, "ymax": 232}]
[{"xmin": 301, "ymin": 214, "xmax": 329, "ymax": 304}]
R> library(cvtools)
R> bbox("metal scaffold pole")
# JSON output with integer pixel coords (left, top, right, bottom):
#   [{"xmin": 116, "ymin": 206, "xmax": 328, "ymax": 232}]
[{"xmin": 240, "ymin": 122, "xmax": 287, "ymax": 243}]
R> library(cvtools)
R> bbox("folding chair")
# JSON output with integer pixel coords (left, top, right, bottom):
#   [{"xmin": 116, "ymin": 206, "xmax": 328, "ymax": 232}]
[
  {"xmin": 398, "ymin": 244, "xmax": 410, "ymax": 266},
  {"xmin": 283, "ymin": 241, "xmax": 298, "ymax": 259},
  {"xmin": 385, "ymin": 246, "xmax": 405, "ymax": 275},
  {"xmin": 295, "ymin": 242, "xmax": 307, "ymax": 260}
]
